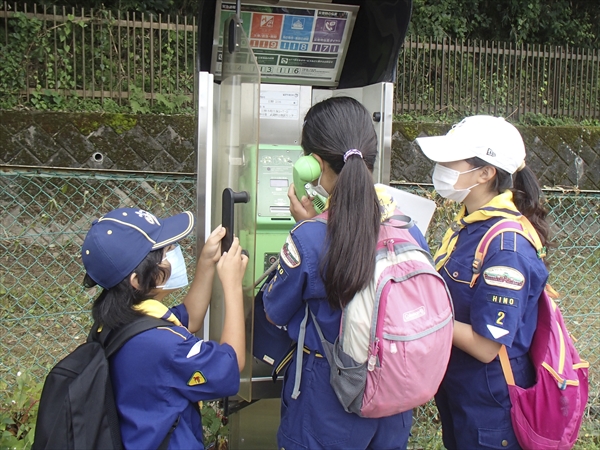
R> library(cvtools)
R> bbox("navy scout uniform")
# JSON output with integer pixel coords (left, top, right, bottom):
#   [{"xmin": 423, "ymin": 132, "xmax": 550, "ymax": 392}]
[
  {"xmin": 263, "ymin": 217, "xmax": 428, "ymax": 450},
  {"xmin": 110, "ymin": 301, "xmax": 239, "ymax": 450},
  {"xmin": 435, "ymin": 217, "xmax": 548, "ymax": 450}
]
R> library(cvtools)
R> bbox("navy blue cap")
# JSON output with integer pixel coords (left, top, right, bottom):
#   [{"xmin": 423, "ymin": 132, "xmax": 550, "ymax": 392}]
[{"xmin": 81, "ymin": 208, "xmax": 194, "ymax": 289}]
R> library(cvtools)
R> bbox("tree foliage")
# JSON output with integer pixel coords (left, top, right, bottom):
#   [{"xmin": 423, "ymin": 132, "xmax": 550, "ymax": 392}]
[
  {"xmin": 409, "ymin": 0, "xmax": 599, "ymax": 47},
  {"xmin": 24, "ymin": 0, "xmax": 200, "ymax": 17},
  {"xmin": 21, "ymin": 1, "xmax": 599, "ymax": 48}
]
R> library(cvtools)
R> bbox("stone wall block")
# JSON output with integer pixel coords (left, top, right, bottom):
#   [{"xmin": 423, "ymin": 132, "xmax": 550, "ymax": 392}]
[
  {"xmin": 53, "ymin": 123, "xmax": 98, "ymax": 166},
  {"xmin": 12, "ymin": 125, "xmax": 63, "ymax": 165},
  {"xmin": 120, "ymin": 125, "xmax": 163, "ymax": 162},
  {"xmin": 0, "ymin": 112, "xmax": 598, "ymax": 190},
  {"xmin": 0, "ymin": 125, "xmax": 26, "ymax": 163},
  {"xmin": 87, "ymin": 126, "xmax": 147, "ymax": 170}
]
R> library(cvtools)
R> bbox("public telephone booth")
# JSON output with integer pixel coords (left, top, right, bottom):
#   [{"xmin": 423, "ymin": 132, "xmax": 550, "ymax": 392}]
[{"xmin": 194, "ymin": 1, "xmax": 412, "ymax": 447}]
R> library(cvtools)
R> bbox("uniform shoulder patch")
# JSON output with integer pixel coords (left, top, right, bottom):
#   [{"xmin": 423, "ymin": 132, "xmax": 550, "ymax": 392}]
[
  {"xmin": 187, "ymin": 371, "xmax": 207, "ymax": 386},
  {"xmin": 483, "ymin": 266, "xmax": 525, "ymax": 290},
  {"xmin": 186, "ymin": 340, "xmax": 203, "ymax": 358},
  {"xmin": 280, "ymin": 234, "xmax": 301, "ymax": 268},
  {"xmin": 487, "ymin": 293, "xmax": 519, "ymax": 308},
  {"xmin": 487, "ymin": 324, "xmax": 510, "ymax": 339}
]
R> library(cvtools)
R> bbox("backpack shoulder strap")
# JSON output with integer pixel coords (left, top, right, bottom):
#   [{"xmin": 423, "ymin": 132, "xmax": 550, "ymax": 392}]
[
  {"xmin": 476, "ymin": 219, "xmax": 545, "ymax": 387},
  {"xmin": 96, "ymin": 316, "xmax": 173, "ymax": 358},
  {"xmin": 291, "ymin": 304, "xmax": 311, "ymax": 399},
  {"xmin": 470, "ymin": 218, "xmax": 545, "ymax": 287},
  {"xmin": 93, "ymin": 316, "xmax": 177, "ymax": 448},
  {"xmin": 383, "ymin": 214, "xmax": 415, "ymax": 230},
  {"xmin": 314, "ymin": 211, "xmax": 328, "ymax": 224},
  {"xmin": 314, "ymin": 211, "xmax": 414, "ymax": 230},
  {"xmin": 498, "ymin": 345, "xmax": 516, "ymax": 386},
  {"xmin": 290, "ymin": 305, "xmax": 334, "ymax": 400}
]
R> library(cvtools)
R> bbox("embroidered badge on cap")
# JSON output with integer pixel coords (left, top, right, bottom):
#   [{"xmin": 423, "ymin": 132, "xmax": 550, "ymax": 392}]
[
  {"xmin": 187, "ymin": 371, "xmax": 207, "ymax": 386},
  {"xmin": 487, "ymin": 324, "xmax": 510, "ymax": 339},
  {"xmin": 487, "ymin": 293, "xmax": 519, "ymax": 308},
  {"xmin": 483, "ymin": 266, "xmax": 525, "ymax": 290},
  {"xmin": 135, "ymin": 209, "xmax": 161, "ymax": 225},
  {"xmin": 280, "ymin": 235, "xmax": 301, "ymax": 268}
]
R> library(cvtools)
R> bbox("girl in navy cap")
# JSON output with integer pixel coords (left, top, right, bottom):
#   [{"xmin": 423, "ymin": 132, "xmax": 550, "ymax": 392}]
[
  {"xmin": 81, "ymin": 209, "xmax": 248, "ymax": 449},
  {"xmin": 262, "ymin": 97, "xmax": 429, "ymax": 450},
  {"xmin": 415, "ymin": 116, "xmax": 552, "ymax": 449}
]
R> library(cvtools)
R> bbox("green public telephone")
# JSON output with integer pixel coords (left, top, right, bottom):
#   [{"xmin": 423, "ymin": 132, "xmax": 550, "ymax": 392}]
[
  {"xmin": 254, "ymin": 148, "xmax": 328, "ymax": 279},
  {"xmin": 292, "ymin": 155, "xmax": 326, "ymax": 214}
]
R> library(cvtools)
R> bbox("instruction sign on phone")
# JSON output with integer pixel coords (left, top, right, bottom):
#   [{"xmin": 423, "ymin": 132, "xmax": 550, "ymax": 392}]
[{"xmin": 212, "ymin": 0, "xmax": 359, "ymax": 87}]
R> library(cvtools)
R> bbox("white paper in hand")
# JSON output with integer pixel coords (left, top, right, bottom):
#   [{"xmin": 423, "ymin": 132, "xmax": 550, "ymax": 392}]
[{"xmin": 375, "ymin": 183, "xmax": 436, "ymax": 235}]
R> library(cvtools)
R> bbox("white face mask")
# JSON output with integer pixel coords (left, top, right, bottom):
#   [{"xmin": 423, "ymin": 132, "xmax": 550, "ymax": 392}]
[
  {"xmin": 432, "ymin": 164, "xmax": 481, "ymax": 203},
  {"xmin": 156, "ymin": 245, "xmax": 189, "ymax": 290},
  {"xmin": 308, "ymin": 172, "xmax": 330, "ymax": 198}
]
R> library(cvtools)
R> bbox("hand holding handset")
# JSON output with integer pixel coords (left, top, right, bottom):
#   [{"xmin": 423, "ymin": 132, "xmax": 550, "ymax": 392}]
[{"xmin": 292, "ymin": 155, "xmax": 326, "ymax": 214}]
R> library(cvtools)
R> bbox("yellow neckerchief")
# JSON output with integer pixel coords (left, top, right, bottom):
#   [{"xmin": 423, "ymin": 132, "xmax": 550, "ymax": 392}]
[
  {"xmin": 323, "ymin": 185, "xmax": 397, "ymax": 223},
  {"xmin": 133, "ymin": 299, "xmax": 183, "ymax": 326},
  {"xmin": 374, "ymin": 185, "xmax": 398, "ymax": 222},
  {"xmin": 434, "ymin": 190, "xmax": 528, "ymax": 271}
]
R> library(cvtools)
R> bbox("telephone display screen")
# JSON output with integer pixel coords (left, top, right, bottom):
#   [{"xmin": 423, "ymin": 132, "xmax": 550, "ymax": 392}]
[{"xmin": 270, "ymin": 178, "xmax": 289, "ymax": 187}]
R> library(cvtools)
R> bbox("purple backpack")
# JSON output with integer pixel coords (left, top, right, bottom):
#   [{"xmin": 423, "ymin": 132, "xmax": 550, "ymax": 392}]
[
  {"xmin": 474, "ymin": 219, "xmax": 590, "ymax": 449},
  {"xmin": 292, "ymin": 213, "xmax": 454, "ymax": 418}
]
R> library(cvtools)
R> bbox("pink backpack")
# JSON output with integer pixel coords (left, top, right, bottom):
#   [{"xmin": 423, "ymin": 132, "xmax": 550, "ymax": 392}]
[
  {"xmin": 474, "ymin": 219, "xmax": 589, "ymax": 449},
  {"xmin": 292, "ymin": 213, "xmax": 454, "ymax": 418}
]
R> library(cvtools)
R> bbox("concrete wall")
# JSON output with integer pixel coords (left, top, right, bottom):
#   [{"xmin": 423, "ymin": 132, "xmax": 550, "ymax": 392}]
[{"xmin": 1, "ymin": 111, "xmax": 599, "ymax": 190}]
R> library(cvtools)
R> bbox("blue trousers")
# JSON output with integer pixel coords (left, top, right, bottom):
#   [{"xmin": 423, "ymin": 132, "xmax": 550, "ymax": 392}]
[
  {"xmin": 277, "ymin": 352, "xmax": 412, "ymax": 450},
  {"xmin": 435, "ymin": 349, "xmax": 535, "ymax": 450}
]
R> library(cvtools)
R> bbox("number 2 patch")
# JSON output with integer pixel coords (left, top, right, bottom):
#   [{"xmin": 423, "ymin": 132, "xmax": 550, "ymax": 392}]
[{"xmin": 496, "ymin": 311, "xmax": 506, "ymax": 325}]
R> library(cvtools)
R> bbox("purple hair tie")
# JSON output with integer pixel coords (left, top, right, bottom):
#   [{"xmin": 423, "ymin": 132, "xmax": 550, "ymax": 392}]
[{"xmin": 343, "ymin": 149, "xmax": 363, "ymax": 162}]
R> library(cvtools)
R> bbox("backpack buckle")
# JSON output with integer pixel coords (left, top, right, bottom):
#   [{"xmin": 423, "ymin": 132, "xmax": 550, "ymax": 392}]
[{"xmin": 472, "ymin": 258, "xmax": 482, "ymax": 274}]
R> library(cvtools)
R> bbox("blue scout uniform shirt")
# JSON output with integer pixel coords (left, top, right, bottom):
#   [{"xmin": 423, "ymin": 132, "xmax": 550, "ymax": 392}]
[
  {"xmin": 435, "ymin": 216, "xmax": 549, "ymax": 449},
  {"xmin": 110, "ymin": 302, "xmax": 239, "ymax": 450},
  {"xmin": 440, "ymin": 217, "xmax": 548, "ymax": 357},
  {"xmin": 264, "ymin": 219, "xmax": 429, "ymax": 354}
]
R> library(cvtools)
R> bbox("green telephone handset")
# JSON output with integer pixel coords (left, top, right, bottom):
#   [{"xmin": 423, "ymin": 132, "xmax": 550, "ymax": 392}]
[{"xmin": 292, "ymin": 155, "xmax": 327, "ymax": 214}]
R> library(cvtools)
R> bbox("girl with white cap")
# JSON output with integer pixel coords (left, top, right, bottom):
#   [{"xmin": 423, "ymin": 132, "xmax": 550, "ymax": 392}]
[
  {"xmin": 415, "ymin": 116, "xmax": 552, "ymax": 449},
  {"xmin": 81, "ymin": 208, "xmax": 248, "ymax": 449}
]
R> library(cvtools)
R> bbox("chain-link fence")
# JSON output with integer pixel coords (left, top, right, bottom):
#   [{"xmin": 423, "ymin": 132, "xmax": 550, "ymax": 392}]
[
  {"xmin": 1, "ymin": 169, "xmax": 599, "ymax": 446},
  {"xmin": 0, "ymin": 169, "xmax": 197, "ymax": 380}
]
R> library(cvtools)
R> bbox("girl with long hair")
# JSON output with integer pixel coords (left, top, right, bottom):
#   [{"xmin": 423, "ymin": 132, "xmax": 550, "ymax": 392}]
[{"xmin": 263, "ymin": 97, "xmax": 429, "ymax": 450}]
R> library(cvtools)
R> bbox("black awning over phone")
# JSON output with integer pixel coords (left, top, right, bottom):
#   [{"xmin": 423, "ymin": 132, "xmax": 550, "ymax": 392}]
[{"xmin": 197, "ymin": 0, "xmax": 412, "ymax": 89}]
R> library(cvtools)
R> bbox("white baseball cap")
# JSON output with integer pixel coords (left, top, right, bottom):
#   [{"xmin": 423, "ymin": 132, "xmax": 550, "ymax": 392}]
[{"xmin": 415, "ymin": 115, "xmax": 526, "ymax": 174}]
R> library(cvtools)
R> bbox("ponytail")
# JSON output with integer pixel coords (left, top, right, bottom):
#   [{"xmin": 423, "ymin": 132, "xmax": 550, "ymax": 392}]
[
  {"xmin": 512, "ymin": 166, "xmax": 552, "ymax": 250},
  {"xmin": 324, "ymin": 156, "xmax": 380, "ymax": 309},
  {"xmin": 301, "ymin": 96, "xmax": 380, "ymax": 309},
  {"xmin": 467, "ymin": 157, "xmax": 553, "ymax": 251}
]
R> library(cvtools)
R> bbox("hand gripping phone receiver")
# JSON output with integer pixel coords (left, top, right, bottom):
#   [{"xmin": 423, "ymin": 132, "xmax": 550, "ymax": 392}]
[{"xmin": 292, "ymin": 155, "xmax": 326, "ymax": 214}]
